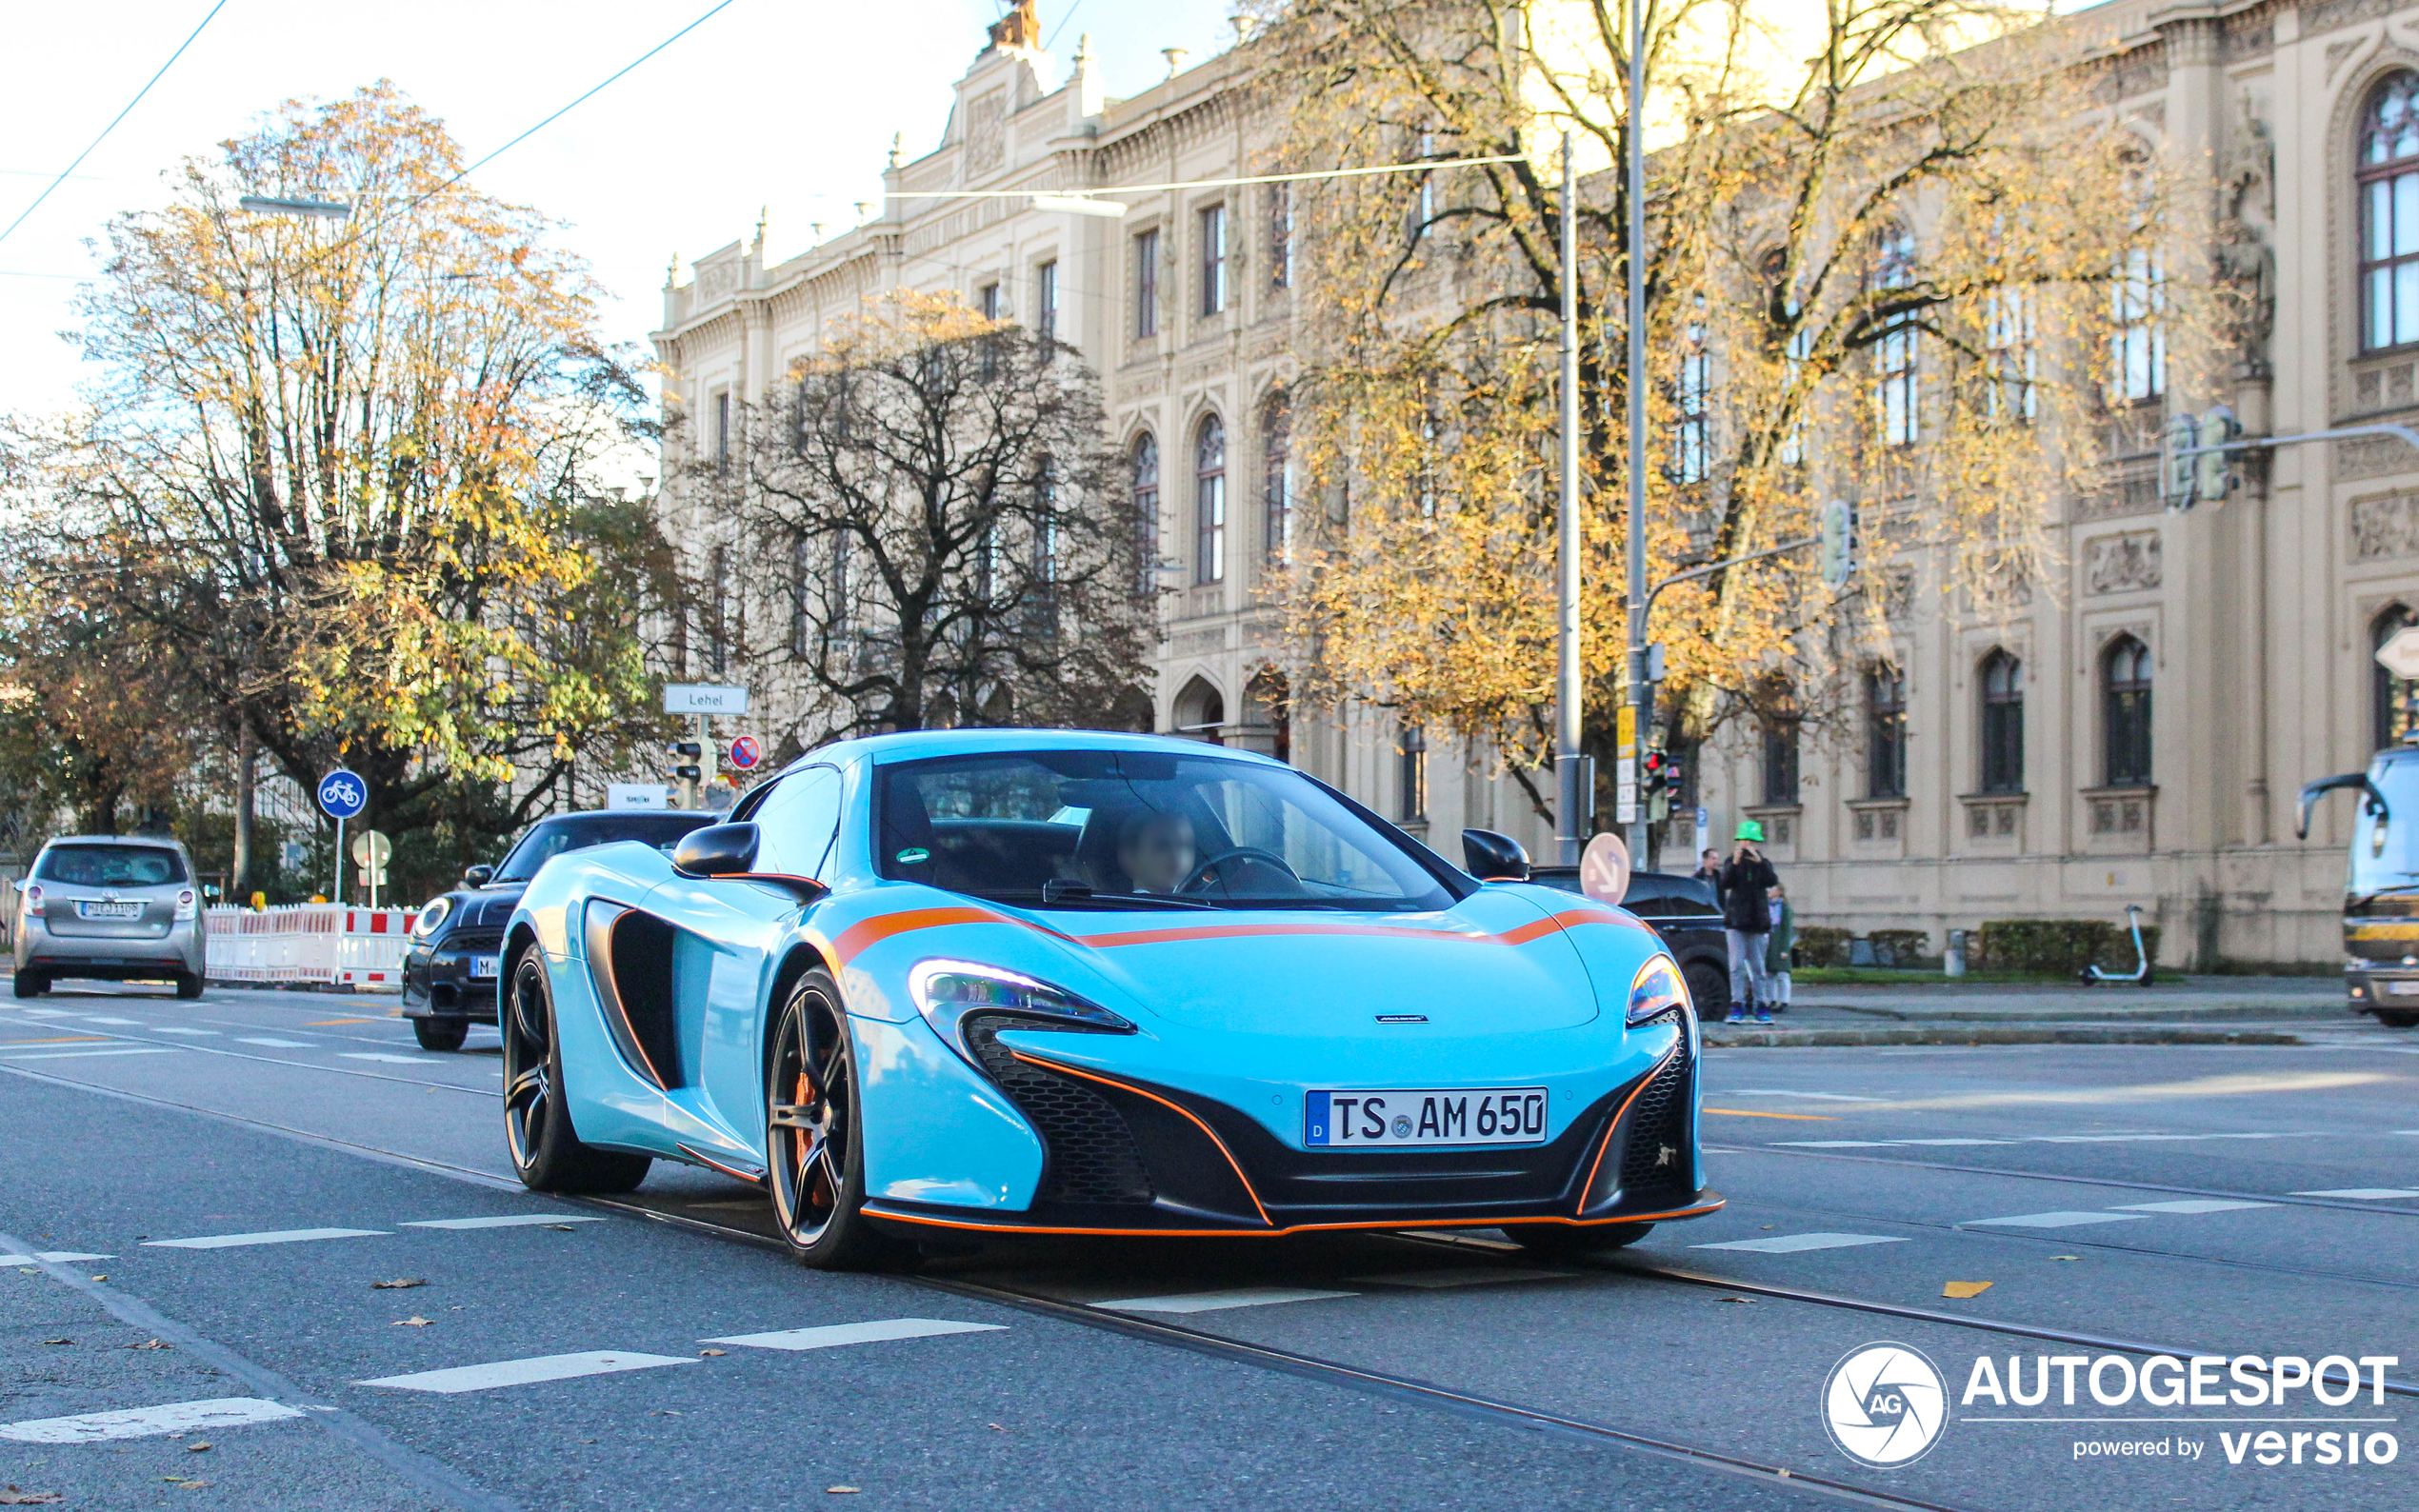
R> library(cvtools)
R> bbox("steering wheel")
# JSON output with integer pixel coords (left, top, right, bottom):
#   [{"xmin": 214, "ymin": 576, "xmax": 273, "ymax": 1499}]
[{"xmin": 1178, "ymin": 846, "xmax": 1303, "ymax": 896}]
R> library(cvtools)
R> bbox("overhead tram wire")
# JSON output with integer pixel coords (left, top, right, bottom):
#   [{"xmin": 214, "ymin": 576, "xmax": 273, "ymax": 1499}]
[
  {"xmin": 0, "ymin": 0, "xmax": 230, "ymax": 252},
  {"xmin": 883, "ymin": 153, "xmax": 1531, "ymax": 210}
]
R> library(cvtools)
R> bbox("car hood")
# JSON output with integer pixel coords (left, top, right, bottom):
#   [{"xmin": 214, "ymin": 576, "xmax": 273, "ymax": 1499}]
[{"xmin": 1019, "ymin": 887, "xmax": 1619, "ymax": 1037}]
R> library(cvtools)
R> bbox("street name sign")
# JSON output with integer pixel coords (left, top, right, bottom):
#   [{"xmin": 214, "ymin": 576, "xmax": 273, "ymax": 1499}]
[{"xmin": 664, "ymin": 685, "xmax": 750, "ymax": 715}]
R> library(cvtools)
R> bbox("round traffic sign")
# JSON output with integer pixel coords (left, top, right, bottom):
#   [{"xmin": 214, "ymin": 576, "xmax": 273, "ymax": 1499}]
[
  {"xmin": 349, "ymin": 829, "xmax": 392, "ymax": 868},
  {"xmin": 728, "ymin": 735, "xmax": 762, "ymax": 770},
  {"xmin": 317, "ymin": 768, "xmax": 368, "ymax": 819}
]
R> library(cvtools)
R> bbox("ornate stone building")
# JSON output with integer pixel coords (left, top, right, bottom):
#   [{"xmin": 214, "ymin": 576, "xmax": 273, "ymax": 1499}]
[{"xmin": 655, "ymin": 0, "xmax": 2419, "ymax": 965}]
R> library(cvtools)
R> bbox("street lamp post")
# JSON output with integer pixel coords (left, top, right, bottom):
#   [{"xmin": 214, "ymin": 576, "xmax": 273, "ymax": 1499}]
[
  {"xmin": 1555, "ymin": 132, "xmax": 1584, "ymax": 866},
  {"xmin": 1623, "ymin": 0, "xmax": 1650, "ymax": 865}
]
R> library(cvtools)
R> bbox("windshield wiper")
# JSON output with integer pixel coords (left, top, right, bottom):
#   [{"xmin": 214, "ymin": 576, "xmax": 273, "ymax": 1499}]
[{"xmin": 1020, "ymin": 881, "xmax": 1216, "ymax": 910}]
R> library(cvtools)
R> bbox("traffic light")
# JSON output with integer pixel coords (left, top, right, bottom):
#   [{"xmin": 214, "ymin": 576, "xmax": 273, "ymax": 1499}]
[
  {"xmin": 2195, "ymin": 404, "xmax": 2241, "ymax": 507},
  {"xmin": 670, "ymin": 741, "xmax": 703, "ymax": 784},
  {"xmin": 2162, "ymin": 412, "xmax": 2200, "ymax": 510}
]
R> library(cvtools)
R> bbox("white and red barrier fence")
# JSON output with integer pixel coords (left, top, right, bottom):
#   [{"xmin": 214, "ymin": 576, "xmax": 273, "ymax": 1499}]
[{"xmin": 206, "ymin": 905, "xmax": 419, "ymax": 989}]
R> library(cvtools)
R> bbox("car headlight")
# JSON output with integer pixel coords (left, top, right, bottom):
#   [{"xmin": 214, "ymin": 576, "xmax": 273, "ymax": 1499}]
[
  {"xmin": 411, "ymin": 897, "xmax": 453, "ymax": 940},
  {"xmin": 1628, "ymin": 955, "xmax": 1691, "ymax": 1025},
  {"xmin": 908, "ymin": 959, "xmax": 1133, "ymax": 1056}
]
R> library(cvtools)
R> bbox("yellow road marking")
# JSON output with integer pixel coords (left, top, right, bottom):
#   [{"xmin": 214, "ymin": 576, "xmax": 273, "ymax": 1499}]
[
  {"xmin": 1701, "ymin": 1107, "xmax": 1838, "ymax": 1121},
  {"xmin": 1, "ymin": 1036, "xmax": 110, "ymax": 1044},
  {"xmin": 306, "ymin": 1019, "xmax": 376, "ymax": 1026}
]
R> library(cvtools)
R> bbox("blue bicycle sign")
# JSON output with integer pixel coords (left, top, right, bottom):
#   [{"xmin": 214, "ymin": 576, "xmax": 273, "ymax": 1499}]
[{"xmin": 317, "ymin": 768, "xmax": 368, "ymax": 820}]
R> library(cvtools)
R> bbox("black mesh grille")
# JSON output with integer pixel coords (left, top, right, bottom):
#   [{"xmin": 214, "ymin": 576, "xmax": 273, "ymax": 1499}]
[
  {"xmin": 963, "ymin": 1017, "xmax": 1155, "ymax": 1205},
  {"xmin": 1617, "ymin": 1025, "xmax": 1694, "ymax": 1197}
]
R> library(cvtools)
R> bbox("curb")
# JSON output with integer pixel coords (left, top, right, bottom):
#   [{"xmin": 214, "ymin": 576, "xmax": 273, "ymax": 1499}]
[
  {"xmin": 1797, "ymin": 1002, "xmax": 2344, "ymax": 1025},
  {"xmin": 1702, "ymin": 1025, "xmax": 2306, "ymax": 1048}
]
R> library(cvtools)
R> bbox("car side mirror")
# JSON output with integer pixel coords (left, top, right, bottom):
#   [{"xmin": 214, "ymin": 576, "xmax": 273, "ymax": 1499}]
[
  {"xmin": 463, "ymin": 865, "xmax": 495, "ymax": 888},
  {"xmin": 1461, "ymin": 828, "xmax": 1530, "ymax": 882},
  {"xmin": 673, "ymin": 823, "xmax": 829, "ymax": 903}
]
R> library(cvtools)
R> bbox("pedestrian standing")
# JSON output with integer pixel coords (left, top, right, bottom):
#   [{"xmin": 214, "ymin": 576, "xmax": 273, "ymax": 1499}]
[
  {"xmin": 1693, "ymin": 847, "xmax": 1722, "ymax": 882},
  {"xmin": 1765, "ymin": 882, "xmax": 1794, "ymax": 1014},
  {"xmin": 1717, "ymin": 823, "xmax": 1780, "ymax": 1025}
]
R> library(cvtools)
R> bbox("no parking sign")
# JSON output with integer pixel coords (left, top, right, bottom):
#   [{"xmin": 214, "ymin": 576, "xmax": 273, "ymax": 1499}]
[{"xmin": 728, "ymin": 735, "xmax": 761, "ymax": 770}]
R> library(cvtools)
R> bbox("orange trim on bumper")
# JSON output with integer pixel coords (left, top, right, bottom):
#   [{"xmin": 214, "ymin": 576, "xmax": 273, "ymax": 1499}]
[
  {"xmin": 858, "ymin": 1199, "xmax": 1725, "ymax": 1240},
  {"xmin": 1008, "ymin": 1051, "xmax": 1273, "ymax": 1225}
]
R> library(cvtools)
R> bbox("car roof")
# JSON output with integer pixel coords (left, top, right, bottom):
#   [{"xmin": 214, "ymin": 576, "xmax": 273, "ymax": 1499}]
[
  {"xmin": 40, "ymin": 834, "xmax": 190, "ymax": 850},
  {"xmin": 770, "ymin": 727, "xmax": 1287, "ymax": 780}
]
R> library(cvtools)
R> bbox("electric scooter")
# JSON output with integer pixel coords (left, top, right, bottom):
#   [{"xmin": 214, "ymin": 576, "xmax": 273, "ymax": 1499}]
[{"xmin": 2078, "ymin": 905, "xmax": 2155, "ymax": 987}]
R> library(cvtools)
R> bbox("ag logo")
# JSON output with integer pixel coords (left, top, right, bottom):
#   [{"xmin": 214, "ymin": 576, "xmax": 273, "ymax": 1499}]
[{"xmin": 1822, "ymin": 1343, "xmax": 1948, "ymax": 1468}]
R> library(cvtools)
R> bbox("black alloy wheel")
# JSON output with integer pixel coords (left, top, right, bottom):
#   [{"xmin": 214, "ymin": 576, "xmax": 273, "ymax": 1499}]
[
  {"xmin": 766, "ymin": 970, "xmax": 906, "ymax": 1270},
  {"xmin": 1682, "ymin": 962, "xmax": 1727, "ymax": 1021},
  {"xmin": 1507, "ymin": 1221, "xmax": 1655, "ymax": 1260},
  {"xmin": 412, "ymin": 1015, "xmax": 470, "ymax": 1053},
  {"xmin": 501, "ymin": 945, "xmax": 650, "ymax": 1194}
]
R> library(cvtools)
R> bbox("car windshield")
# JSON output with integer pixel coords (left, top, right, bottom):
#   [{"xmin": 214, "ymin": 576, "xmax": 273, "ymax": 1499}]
[
  {"xmin": 2351, "ymin": 755, "xmax": 2419, "ymax": 898},
  {"xmin": 491, "ymin": 813, "xmax": 712, "ymax": 883},
  {"xmin": 875, "ymin": 748, "xmax": 1462, "ymax": 912},
  {"xmin": 36, "ymin": 844, "xmax": 189, "ymax": 887}
]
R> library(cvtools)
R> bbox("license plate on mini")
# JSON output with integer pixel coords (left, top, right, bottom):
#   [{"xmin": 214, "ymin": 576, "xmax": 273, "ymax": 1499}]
[
  {"xmin": 2390, "ymin": 980, "xmax": 2419, "ymax": 997},
  {"xmin": 469, "ymin": 955, "xmax": 499, "ymax": 980},
  {"xmin": 1306, "ymin": 1087, "xmax": 1549, "ymax": 1148},
  {"xmin": 75, "ymin": 901, "xmax": 144, "ymax": 920}
]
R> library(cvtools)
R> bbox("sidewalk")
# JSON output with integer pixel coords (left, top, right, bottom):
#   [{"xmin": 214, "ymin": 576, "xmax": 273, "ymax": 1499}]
[{"xmin": 1701, "ymin": 973, "xmax": 2379, "ymax": 1047}]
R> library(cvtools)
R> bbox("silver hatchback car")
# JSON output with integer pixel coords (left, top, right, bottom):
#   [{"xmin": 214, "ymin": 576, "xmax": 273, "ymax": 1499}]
[{"xmin": 13, "ymin": 836, "xmax": 208, "ymax": 999}]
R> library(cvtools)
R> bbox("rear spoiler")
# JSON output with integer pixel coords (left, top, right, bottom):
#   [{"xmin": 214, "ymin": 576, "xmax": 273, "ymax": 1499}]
[{"xmin": 2296, "ymin": 772, "xmax": 2390, "ymax": 840}]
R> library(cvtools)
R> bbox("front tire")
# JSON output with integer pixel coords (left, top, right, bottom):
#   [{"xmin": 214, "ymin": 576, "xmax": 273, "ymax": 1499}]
[
  {"xmin": 766, "ymin": 971, "xmax": 907, "ymax": 1270},
  {"xmin": 12, "ymin": 969, "xmax": 48, "ymax": 999},
  {"xmin": 412, "ymin": 1016, "xmax": 469, "ymax": 1053},
  {"xmin": 1507, "ymin": 1222, "xmax": 1655, "ymax": 1260},
  {"xmin": 502, "ymin": 945, "xmax": 650, "ymax": 1194}
]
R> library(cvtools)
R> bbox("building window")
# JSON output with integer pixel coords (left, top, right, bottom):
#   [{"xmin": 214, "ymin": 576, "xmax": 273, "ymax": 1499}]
[
  {"xmin": 1761, "ymin": 694, "xmax": 1800, "ymax": 806},
  {"xmin": 1985, "ymin": 288, "xmax": 2037, "ymax": 422},
  {"xmin": 1869, "ymin": 228, "xmax": 1919, "ymax": 447},
  {"xmin": 1131, "ymin": 432, "xmax": 1159, "ymax": 598},
  {"xmin": 1194, "ymin": 414, "xmax": 1227, "ymax": 585},
  {"xmin": 1675, "ymin": 297, "xmax": 1710, "ymax": 483},
  {"xmin": 1199, "ymin": 203, "xmax": 1227, "ymax": 316},
  {"xmin": 1268, "ymin": 183, "xmax": 1292, "ymax": 288},
  {"xmin": 1035, "ymin": 260, "xmax": 1058, "ymax": 345},
  {"xmin": 1867, "ymin": 664, "xmax": 1908, "ymax": 800},
  {"xmin": 2362, "ymin": 71, "xmax": 2419, "ymax": 350},
  {"xmin": 2103, "ymin": 634, "xmax": 2153, "ymax": 786},
  {"xmin": 708, "ymin": 544, "xmax": 730, "ymax": 676},
  {"xmin": 2376, "ymin": 606, "xmax": 2417, "ymax": 749},
  {"xmin": 1134, "ymin": 229, "xmax": 1159, "ymax": 338},
  {"xmin": 2111, "ymin": 246, "xmax": 2165, "ymax": 402},
  {"xmin": 1398, "ymin": 725, "xmax": 1429, "ymax": 821},
  {"xmin": 1262, "ymin": 394, "xmax": 1291, "ymax": 562},
  {"xmin": 713, "ymin": 390, "xmax": 731, "ymax": 470},
  {"xmin": 979, "ymin": 281, "xmax": 1000, "ymax": 321},
  {"xmin": 1979, "ymin": 649, "xmax": 2024, "ymax": 793}
]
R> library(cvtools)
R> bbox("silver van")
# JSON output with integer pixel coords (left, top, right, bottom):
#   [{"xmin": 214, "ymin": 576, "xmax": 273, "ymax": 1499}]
[{"xmin": 13, "ymin": 836, "xmax": 208, "ymax": 999}]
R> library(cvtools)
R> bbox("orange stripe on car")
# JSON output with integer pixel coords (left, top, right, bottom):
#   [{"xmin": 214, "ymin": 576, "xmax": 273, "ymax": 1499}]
[{"xmin": 833, "ymin": 900, "xmax": 1644, "ymax": 964}]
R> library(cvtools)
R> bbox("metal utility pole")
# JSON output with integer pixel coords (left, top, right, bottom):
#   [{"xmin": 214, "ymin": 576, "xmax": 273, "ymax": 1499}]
[
  {"xmin": 1555, "ymin": 131, "xmax": 1584, "ymax": 865},
  {"xmin": 1622, "ymin": 0, "xmax": 1649, "ymax": 864}
]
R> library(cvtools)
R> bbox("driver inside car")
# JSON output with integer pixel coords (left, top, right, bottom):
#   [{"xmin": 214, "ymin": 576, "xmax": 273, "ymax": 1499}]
[{"xmin": 1116, "ymin": 809, "xmax": 1197, "ymax": 893}]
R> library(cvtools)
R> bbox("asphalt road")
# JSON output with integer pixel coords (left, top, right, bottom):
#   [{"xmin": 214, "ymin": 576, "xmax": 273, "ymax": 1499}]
[{"xmin": 3, "ymin": 983, "xmax": 2415, "ymax": 1511}]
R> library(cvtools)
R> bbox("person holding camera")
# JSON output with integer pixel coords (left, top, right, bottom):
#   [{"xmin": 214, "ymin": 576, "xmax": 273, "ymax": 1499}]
[{"xmin": 1717, "ymin": 822, "xmax": 1781, "ymax": 1025}]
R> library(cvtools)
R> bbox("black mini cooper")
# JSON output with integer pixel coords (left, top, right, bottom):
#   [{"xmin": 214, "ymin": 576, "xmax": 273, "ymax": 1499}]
[{"xmin": 401, "ymin": 809, "xmax": 713, "ymax": 1051}]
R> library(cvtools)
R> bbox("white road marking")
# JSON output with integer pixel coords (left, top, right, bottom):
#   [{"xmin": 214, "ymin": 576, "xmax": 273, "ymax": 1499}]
[
  {"xmin": 146, "ymin": 1227, "xmax": 389, "ymax": 1250},
  {"xmin": 152, "ymin": 1027, "xmax": 218, "ymax": 1036},
  {"xmin": 0, "ymin": 1397, "xmax": 303, "ymax": 1443},
  {"xmin": 1891, "ymin": 1139, "xmax": 2014, "ymax": 1146},
  {"xmin": 1346, "ymin": 1267, "xmax": 1581, "ymax": 1287},
  {"xmin": 1769, "ymin": 1140, "xmax": 1895, "ymax": 1148},
  {"xmin": 703, "ymin": 1319, "xmax": 1006, "ymax": 1350},
  {"xmin": 235, "ymin": 1037, "xmax": 311, "ymax": 1048},
  {"xmin": 1772, "ymin": 1131, "xmax": 2327, "ymax": 1150},
  {"xmin": 2109, "ymin": 1200, "xmax": 2278, "ymax": 1214},
  {"xmin": 11, "ymin": 1008, "xmax": 75, "ymax": 1018},
  {"xmin": 1964, "ymin": 1211, "xmax": 2150, "ymax": 1229},
  {"xmin": 1712, "ymin": 1088, "xmax": 1888, "ymax": 1102},
  {"xmin": 341, "ymin": 1053, "xmax": 444, "ymax": 1064},
  {"xmin": 0, "ymin": 1252, "xmax": 112, "ymax": 1264},
  {"xmin": 0, "ymin": 1046, "xmax": 179, "ymax": 1061},
  {"xmin": 359, "ymin": 1351, "xmax": 696, "ymax": 1393},
  {"xmin": 1691, "ymin": 1232, "xmax": 1911, "ymax": 1254},
  {"xmin": 79, "ymin": 1017, "xmax": 144, "ymax": 1025},
  {"xmin": 1092, "ymin": 1287, "xmax": 1357, "ymax": 1314},
  {"xmin": 401, "ymin": 1215, "xmax": 605, "ymax": 1230},
  {"xmin": 2291, "ymin": 1187, "xmax": 2419, "ymax": 1200}
]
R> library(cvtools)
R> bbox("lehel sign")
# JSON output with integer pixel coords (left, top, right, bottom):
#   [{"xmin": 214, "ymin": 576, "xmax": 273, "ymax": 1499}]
[
  {"xmin": 607, "ymin": 783, "xmax": 671, "ymax": 811},
  {"xmin": 663, "ymin": 684, "xmax": 750, "ymax": 715}
]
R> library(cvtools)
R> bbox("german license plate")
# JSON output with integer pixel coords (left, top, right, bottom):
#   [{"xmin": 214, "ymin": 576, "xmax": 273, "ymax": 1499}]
[
  {"xmin": 2389, "ymin": 980, "xmax": 2419, "ymax": 997},
  {"xmin": 75, "ymin": 901, "xmax": 143, "ymax": 919},
  {"xmin": 1306, "ymin": 1087, "xmax": 1549, "ymax": 1148},
  {"xmin": 469, "ymin": 955, "xmax": 500, "ymax": 980}
]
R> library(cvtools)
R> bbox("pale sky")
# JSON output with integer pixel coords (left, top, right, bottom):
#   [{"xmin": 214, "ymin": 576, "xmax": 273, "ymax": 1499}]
[{"xmin": 0, "ymin": 1, "xmax": 1235, "ymax": 422}]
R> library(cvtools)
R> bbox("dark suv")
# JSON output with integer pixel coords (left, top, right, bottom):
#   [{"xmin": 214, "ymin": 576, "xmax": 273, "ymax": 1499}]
[
  {"xmin": 1528, "ymin": 865, "xmax": 1731, "ymax": 1016},
  {"xmin": 402, "ymin": 809, "xmax": 711, "ymax": 1051}
]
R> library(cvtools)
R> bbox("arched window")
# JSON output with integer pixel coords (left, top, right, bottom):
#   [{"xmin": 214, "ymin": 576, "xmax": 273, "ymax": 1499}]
[
  {"xmin": 2375, "ymin": 605, "xmax": 2418, "ymax": 749},
  {"xmin": 1979, "ymin": 650, "xmax": 2024, "ymax": 793},
  {"xmin": 2103, "ymin": 635, "xmax": 2153, "ymax": 786},
  {"xmin": 2361, "ymin": 71, "xmax": 2419, "ymax": 350},
  {"xmin": 1867, "ymin": 665, "xmax": 1908, "ymax": 799},
  {"xmin": 2111, "ymin": 158, "xmax": 2166, "ymax": 402},
  {"xmin": 1261, "ymin": 395, "xmax": 1291, "ymax": 563},
  {"xmin": 1398, "ymin": 725, "xmax": 1429, "ymax": 821},
  {"xmin": 1194, "ymin": 415, "xmax": 1227, "ymax": 585},
  {"xmin": 1761, "ymin": 684, "xmax": 1800, "ymax": 806},
  {"xmin": 1172, "ymin": 675, "xmax": 1225, "ymax": 743},
  {"xmin": 1130, "ymin": 432, "xmax": 1159, "ymax": 597},
  {"xmin": 1871, "ymin": 228, "xmax": 1919, "ymax": 447}
]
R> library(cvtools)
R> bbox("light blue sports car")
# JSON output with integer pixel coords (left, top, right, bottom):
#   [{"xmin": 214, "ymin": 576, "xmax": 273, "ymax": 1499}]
[{"xmin": 501, "ymin": 729, "xmax": 1719, "ymax": 1268}]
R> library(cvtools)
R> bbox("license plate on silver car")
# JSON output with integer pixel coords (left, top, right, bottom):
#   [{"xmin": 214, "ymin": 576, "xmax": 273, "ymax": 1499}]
[
  {"xmin": 1306, "ymin": 1087, "xmax": 1549, "ymax": 1148},
  {"xmin": 2389, "ymin": 980, "xmax": 2419, "ymax": 997},
  {"xmin": 75, "ymin": 901, "xmax": 144, "ymax": 919},
  {"xmin": 469, "ymin": 955, "xmax": 500, "ymax": 980}
]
